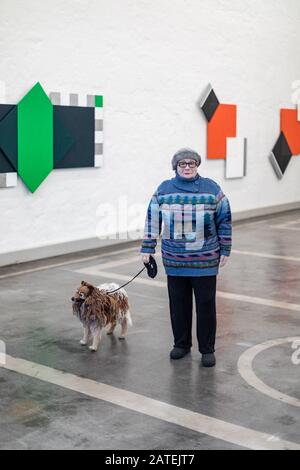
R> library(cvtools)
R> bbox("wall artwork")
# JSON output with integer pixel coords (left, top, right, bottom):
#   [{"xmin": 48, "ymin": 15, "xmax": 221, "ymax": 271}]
[
  {"xmin": 269, "ymin": 106, "xmax": 300, "ymax": 179},
  {"xmin": 0, "ymin": 82, "xmax": 103, "ymax": 192},
  {"xmin": 198, "ymin": 84, "xmax": 247, "ymax": 179}
]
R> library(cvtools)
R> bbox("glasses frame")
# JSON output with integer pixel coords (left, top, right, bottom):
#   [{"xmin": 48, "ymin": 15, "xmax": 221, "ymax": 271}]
[{"xmin": 177, "ymin": 160, "xmax": 198, "ymax": 169}]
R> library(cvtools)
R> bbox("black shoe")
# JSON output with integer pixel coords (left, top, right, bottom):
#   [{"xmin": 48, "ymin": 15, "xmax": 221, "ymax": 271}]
[
  {"xmin": 170, "ymin": 347, "xmax": 190, "ymax": 360},
  {"xmin": 201, "ymin": 352, "xmax": 216, "ymax": 367}
]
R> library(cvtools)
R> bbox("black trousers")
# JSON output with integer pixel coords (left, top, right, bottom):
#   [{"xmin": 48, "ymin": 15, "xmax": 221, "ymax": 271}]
[{"xmin": 167, "ymin": 275, "xmax": 217, "ymax": 354}]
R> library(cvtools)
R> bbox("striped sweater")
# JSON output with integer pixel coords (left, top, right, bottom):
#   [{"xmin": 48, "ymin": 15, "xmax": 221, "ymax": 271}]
[{"xmin": 140, "ymin": 172, "xmax": 232, "ymax": 276}]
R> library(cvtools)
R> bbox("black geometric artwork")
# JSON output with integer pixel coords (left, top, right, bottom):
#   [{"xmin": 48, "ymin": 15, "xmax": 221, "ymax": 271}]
[
  {"xmin": 269, "ymin": 131, "xmax": 293, "ymax": 178},
  {"xmin": 53, "ymin": 106, "xmax": 95, "ymax": 169},
  {"xmin": 200, "ymin": 86, "xmax": 220, "ymax": 122},
  {"xmin": 0, "ymin": 104, "xmax": 96, "ymax": 173},
  {"xmin": 0, "ymin": 104, "xmax": 17, "ymax": 173}
]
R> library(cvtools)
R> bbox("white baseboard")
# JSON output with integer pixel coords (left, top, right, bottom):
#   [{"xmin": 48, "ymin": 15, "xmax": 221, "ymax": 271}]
[{"xmin": 233, "ymin": 201, "xmax": 300, "ymax": 222}]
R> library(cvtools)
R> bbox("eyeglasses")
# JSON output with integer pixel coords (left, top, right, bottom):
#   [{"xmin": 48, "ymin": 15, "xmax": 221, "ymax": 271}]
[{"xmin": 178, "ymin": 160, "xmax": 198, "ymax": 168}]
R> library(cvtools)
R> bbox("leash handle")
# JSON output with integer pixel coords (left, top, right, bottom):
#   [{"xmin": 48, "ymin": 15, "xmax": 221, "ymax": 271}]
[{"xmin": 107, "ymin": 266, "xmax": 146, "ymax": 294}]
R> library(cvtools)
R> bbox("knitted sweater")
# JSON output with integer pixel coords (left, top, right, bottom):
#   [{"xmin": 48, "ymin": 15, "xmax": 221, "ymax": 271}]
[{"xmin": 140, "ymin": 172, "xmax": 232, "ymax": 276}]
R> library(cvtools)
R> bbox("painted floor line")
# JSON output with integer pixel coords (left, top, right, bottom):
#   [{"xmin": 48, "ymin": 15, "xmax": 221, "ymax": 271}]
[
  {"xmin": 2, "ymin": 240, "xmax": 300, "ymax": 282},
  {"xmin": 74, "ymin": 248, "xmax": 300, "ymax": 279},
  {"xmin": 231, "ymin": 249, "xmax": 300, "ymax": 262},
  {"xmin": 216, "ymin": 291, "xmax": 300, "ymax": 312},
  {"xmin": 91, "ymin": 249, "xmax": 300, "ymax": 267},
  {"xmin": 1, "ymin": 355, "xmax": 299, "ymax": 450},
  {"xmin": 270, "ymin": 218, "xmax": 300, "ymax": 228},
  {"xmin": 238, "ymin": 337, "xmax": 300, "ymax": 408},
  {"xmin": 76, "ymin": 268, "xmax": 167, "ymax": 287},
  {"xmin": 282, "ymin": 218, "xmax": 300, "ymax": 226},
  {"xmin": 74, "ymin": 268, "xmax": 300, "ymax": 313},
  {"xmin": 270, "ymin": 226, "xmax": 300, "ymax": 232},
  {"xmin": 79, "ymin": 256, "xmax": 139, "ymax": 271},
  {"xmin": 233, "ymin": 220, "xmax": 267, "ymax": 228},
  {"xmin": 2, "ymin": 240, "xmax": 300, "ymax": 284},
  {"xmin": 81, "ymin": 250, "xmax": 300, "ymax": 269},
  {"xmin": 0, "ymin": 247, "xmax": 138, "ymax": 280}
]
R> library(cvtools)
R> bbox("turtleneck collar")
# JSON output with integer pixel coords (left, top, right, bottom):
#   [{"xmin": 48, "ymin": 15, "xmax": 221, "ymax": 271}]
[
  {"xmin": 171, "ymin": 171, "xmax": 201, "ymax": 192},
  {"xmin": 174, "ymin": 171, "xmax": 200, "ymax": 183}
]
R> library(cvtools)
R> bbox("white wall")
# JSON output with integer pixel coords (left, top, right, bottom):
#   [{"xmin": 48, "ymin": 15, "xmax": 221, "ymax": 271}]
[{"xmin": 1, "ymin": 0, "xmax": 300, "ymax": 262}]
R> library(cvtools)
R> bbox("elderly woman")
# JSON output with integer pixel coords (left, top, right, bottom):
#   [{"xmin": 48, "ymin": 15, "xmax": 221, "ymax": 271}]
[{"xmin": 140, "ymin": 148, "xmax": 232, "ymax": 367}]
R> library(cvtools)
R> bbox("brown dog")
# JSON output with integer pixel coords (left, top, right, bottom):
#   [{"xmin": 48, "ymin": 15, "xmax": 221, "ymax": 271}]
[{"xmin": 71, "ymin": 281, "xmax": 132, "ymax": 351}]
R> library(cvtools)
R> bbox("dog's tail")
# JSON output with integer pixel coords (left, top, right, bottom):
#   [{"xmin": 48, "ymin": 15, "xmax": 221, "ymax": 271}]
[{"xmin": 126, "ymin": 309, "xmax": 133, "ymax": 327}]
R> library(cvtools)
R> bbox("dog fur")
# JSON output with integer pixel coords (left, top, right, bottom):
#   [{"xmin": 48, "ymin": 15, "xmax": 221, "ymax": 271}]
[{"xmin": 71, "ymin": 281, "xmax": 132, "ymax": 351}]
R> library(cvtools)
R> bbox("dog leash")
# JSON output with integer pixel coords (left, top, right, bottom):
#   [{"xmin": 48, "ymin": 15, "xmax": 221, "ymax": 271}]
[
  {"xmin": 107, "ymin": 266, "xmax": 146, "ymax": 294},
  {"xmin": 107, "ymin": 255, "xmax": 157, "ymax": 294}
]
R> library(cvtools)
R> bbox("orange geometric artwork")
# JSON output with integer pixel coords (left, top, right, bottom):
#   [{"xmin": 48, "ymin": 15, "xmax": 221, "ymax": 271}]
[
  {"xmin": 280, "ymin": 109, "xmax": 300, "ymax": 156},
  {"xmin": 199, "ymin": 84, "xmax": 246, "ymax": 179},
  {"xmin": 207, "ymin": 104, "xmax": 237, "ymax": 159}
]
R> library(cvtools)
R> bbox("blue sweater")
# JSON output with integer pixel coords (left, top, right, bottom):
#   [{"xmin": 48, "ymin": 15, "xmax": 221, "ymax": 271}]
[{"xmin": 140, "ymin": 172, "xmax": 232, "ymax": 277}]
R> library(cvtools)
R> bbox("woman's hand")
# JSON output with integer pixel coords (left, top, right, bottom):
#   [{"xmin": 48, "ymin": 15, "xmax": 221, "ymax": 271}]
[
  {"xmin": 219, "ymin": 255, "xmax": 229, "ymax": 267},
  {"xmin": 141, "ymin": 254, "xmax": 151, "ymax": 264}
]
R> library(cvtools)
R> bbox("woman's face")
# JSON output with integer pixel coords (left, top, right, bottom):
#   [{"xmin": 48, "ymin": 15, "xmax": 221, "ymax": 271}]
[{"xmin": 177, "ymin": 158, "xmax": 199, "ymax": 178}]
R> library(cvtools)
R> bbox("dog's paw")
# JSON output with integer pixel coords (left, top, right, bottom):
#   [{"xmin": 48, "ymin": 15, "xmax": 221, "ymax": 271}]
[
  {"xmin": 107, "ymin": 331, "xmax": 113, "ymax": 335},
  {"xmin": 118, "ymin": 336, "xmax": 126, "ymax": 341},
  {"xmin": 89, "ymin": 346, "xmax": 97, "ymax": 352},
  {"xmin": 80, "ymin": 340, "xmax": 87, "ymax": 346}
]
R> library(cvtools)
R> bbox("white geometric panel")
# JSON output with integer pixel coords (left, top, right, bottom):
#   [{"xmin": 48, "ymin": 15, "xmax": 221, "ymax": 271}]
[
  {"xmin": 225, "ymin": 137, "xmax": 247, "ymax": 179},
  {"xmin": 6, "ymin": 173, "xmax": 17, "ymax": 187},
  {"xmin": 94, "ymin": 155, "xmax": 104, "ymax": 168},
  {"xmin": 0, "ymin": 173, "xmax": 17, "ymax": 188},
  {"xmin": 198, "ymin": 82, "xmax": 213, "ymax": 109},
  {"xmin": 0, "ymin": 81, "xmax": 16, "ymax": 189}
]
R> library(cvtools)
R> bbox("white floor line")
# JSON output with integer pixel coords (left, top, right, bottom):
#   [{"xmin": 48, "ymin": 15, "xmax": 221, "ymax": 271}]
[
  {"xmin": 73, "ymin": 268, "xmax": 300, "ymax": 313},
  {"xmin": 236, "ymin": 342, "xmax": 255, "ymax": 348},
  {"xmin": 75, "ymin": 268, "xmax": 167, "ymax": 288},
  {"xmin": 231, "ymin": 249, "xmax": 300, "ymax": 262},
  {"xmin": 284, "ymin": 218, "xmax": 300, "ymax": 226},
  {"xmin": 234, "ymin": 220, "xmax": 266, "ymax": 229},
  {"xmin": 0, "ymin": 247, "xmax": 139, "ymax": 280},
  {"xmin": 75, "ymin": 249, "xmax": 300, "ymax": 271},
  {"xmin": 270, "ymin": 225, "xmax": 300, "ymax": 231},
  {"xmin": 1, "ymin": 355, "xmax": 299, "ymax": 450},
  {"xmin": 270, "ymin": 218, "xmax": 300, "ymax": 228},
  {"xmin": 1, "ymin": 230, "xmax": 300, "ymax": 282},
  {"xmin": 238, "ymin": 337, "xmax": 300, "ymax": 408},
  {"xmin": 80, "ymin": 256, "xmax": 138, "ymax": 271},
  {"xmin": 217, "ymin": 291, "xmax": 300, "ymax": 312},
  {"xmin": 83, "ymin": 249, "xmax": 300, "ymax": 267}
]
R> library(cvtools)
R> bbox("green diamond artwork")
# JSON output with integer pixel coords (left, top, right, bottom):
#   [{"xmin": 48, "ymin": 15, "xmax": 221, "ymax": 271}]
[
  {"xmin": 17, "ymin": 82, "xmax": 54, "ymax": 193},
  {"xmin": 0, "ymin": 82, "xmax": 104, "ymax": 193}
]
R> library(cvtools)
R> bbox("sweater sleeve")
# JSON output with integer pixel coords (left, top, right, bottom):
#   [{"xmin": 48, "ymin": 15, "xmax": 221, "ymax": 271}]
[
  {"xmin": 140, "ymin": 190, "xmax": 162, "ymax": 254},
  {"xmin": 215, "ymin": 188, "xmax": 232, "ymax": 257}
]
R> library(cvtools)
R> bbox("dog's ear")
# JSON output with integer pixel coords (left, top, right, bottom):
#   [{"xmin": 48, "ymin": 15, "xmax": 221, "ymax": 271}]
[
  {"xmin": 84, "ymin": 282, "xmax": 95, "ymax": 293},
  {"xmin": 81, "ymin": 281, "xmax": 86, "ymax": 286}
]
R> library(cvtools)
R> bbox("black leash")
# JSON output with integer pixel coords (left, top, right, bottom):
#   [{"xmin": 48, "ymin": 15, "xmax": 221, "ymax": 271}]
[
  {"xmin": 107, "ymin": 255, "xmax": 157, "ymax": 294},
  {"xmin": 107, "ymin": 266, "xmax": 146, "ymax": 294}
]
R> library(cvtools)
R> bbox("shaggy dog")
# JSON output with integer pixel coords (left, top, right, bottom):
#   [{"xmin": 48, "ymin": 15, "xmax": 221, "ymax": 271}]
[{"xmin": 71, "ymin": 281, "xmax": 132, "ymax": 352}]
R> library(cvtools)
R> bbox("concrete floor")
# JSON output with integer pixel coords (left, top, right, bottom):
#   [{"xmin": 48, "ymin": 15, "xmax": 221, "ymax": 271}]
[{"xmin": 0, "ymin": 210, "xmax": 300, "ymax": 450}]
